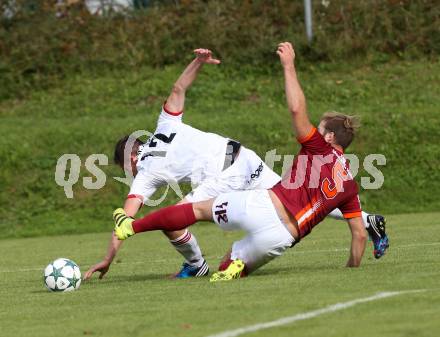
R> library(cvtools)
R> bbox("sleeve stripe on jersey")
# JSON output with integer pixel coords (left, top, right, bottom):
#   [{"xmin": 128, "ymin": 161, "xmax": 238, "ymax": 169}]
[
  {"xmin": 127, "ymin": 194, "xmax": 145, "ymax": 203},
  {"xmin": 163, "ymin": 101, "xmax": 183, "ymax": 116},
  {"xmin": 295, "ymin": 197, "xmax": 322, "ymax": 226},
  {"xmin": 343, "ymin": 211, "xmax": 362, "ymax": 219},
  {"xmin": 295, "ymin": 199, "xmax": 314, "ymax": 223},
  {"xmin": 297, "ymin": 127, "xmax": 317, "ymax": 144}
]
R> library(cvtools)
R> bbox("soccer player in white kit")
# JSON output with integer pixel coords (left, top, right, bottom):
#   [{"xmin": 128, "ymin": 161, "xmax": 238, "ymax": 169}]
[
  {"xmin": 84, "ymin": 49, "xmax": 281, "ymax": 280},
  {"xmin": 84, "ymin": 48, "xmax": 387, "ymax": 280}
]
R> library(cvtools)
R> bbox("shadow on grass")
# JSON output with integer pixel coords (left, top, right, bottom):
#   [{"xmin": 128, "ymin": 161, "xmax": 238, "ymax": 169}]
[
  {"xmin": 99, "ymin": 272, "xmax": 178, "ymax": 283},
  {"xmin": 251, "ymin": 263, "xmax": 341, "ymax": 277},
  {"xmin": 31, "ymin": 289, "xmax": 52, "ymax": 294}
]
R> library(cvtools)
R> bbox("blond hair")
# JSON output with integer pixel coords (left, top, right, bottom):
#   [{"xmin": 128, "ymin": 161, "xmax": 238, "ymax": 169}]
[{"xmin": 320, "ymin": 112, "xmax": 360, "ymax": 149}]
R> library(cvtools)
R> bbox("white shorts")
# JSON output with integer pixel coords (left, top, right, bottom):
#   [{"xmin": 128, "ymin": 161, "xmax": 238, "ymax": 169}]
[
  {"xmin": 212, "ymin": 189, "xmax": 295, "ymax": 273},
  {"xmin": 185, "ymin": 146, "xmax": 281, "ymax": 203}
]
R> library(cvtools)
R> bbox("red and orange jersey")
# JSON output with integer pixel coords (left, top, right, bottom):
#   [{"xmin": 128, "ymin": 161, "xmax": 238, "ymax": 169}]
[{"xmin": 271, "ymin": 127, "xmax": 361, "ymax": 239}]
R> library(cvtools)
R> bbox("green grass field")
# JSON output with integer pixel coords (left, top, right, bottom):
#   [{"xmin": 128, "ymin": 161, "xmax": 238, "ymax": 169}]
[{"xmin": 1, "ymin": 212, "xmax": 439, "ymax": 337}]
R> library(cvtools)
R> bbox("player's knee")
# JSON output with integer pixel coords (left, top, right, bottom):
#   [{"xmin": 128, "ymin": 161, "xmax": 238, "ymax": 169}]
[
  {"xmin": 358, "ymin": 230, "xmax": 369, "ymax": 243},
  {"xmin": 162, "ymin": 229, "xmax": 185, "ymax": 240},
  {"xmin": 192, "ymin": 199, "xmax": 214, "ymax": 221}
]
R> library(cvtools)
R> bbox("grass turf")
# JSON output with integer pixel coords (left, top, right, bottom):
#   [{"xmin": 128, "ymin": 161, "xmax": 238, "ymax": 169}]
[{"xmin": 1, "ymin": 212, "xmax": 439, "ymax": 337}]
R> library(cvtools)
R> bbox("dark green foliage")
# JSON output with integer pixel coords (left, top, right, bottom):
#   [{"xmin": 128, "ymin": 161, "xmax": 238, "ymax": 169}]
[{"xmin": 1, "ymin": 0, "xmax": 439, "ymax": 99}]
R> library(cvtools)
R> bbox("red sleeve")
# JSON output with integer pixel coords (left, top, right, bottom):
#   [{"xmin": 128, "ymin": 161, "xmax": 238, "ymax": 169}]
[
  {"xmin": 297, "ymin": 127, "xmax": 332, "ymax": 155},
  {"xmin": 339, "ymin": 194, "xmax": 362, "ymax": 219}
]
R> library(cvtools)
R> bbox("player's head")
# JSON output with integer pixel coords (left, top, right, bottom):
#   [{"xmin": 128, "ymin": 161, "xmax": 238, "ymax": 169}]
[
  {"xmin": 318, "ymin": 112, "xmax": 360, "ymax": 150},
  {"xmin": 114, "ymin": 135, "xmax": 144, "ymax": 176}
]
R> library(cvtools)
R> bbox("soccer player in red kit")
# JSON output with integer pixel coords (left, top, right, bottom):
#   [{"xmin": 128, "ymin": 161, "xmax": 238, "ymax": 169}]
[{"xmin": 111, "ymin": 42, "xmax": 370, "ymax": 281}]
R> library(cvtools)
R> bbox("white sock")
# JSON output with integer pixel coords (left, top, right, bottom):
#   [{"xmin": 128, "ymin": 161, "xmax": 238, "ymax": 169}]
[
  {"xmin": 170, "ymin": 230, "xmax": 204, "ymax": 267},
  {"xmin": 328, "ymin": 209, "xmax": 370, "ymax": 228}
]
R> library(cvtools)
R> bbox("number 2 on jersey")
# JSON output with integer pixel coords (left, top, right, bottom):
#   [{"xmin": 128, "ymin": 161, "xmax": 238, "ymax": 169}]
[{"xmin": 148, "ymin": 133, "xmax": 176, "ymax": 148}]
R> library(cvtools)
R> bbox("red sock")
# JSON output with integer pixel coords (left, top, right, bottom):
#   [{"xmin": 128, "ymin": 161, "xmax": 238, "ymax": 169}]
[{"xmin": 132, "ymin": 203, "xmax": 197, "ymax": 233}]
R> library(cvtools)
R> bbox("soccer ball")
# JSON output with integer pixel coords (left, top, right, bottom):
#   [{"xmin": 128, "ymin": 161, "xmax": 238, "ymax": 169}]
[{"xmin": 43, "ymin": 258, "xmax": 81, "ymax": 292}]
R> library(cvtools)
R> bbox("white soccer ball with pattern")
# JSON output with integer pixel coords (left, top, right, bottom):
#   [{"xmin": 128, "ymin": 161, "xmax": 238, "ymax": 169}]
[{"xmin": 44, "ymin": 258, "xmax": 81, "ymax": 292}]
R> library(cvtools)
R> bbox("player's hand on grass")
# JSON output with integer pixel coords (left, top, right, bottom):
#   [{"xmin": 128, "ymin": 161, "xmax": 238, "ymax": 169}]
[
  {"xmin": 277, "ymin": 42, "xmax": 296, "ymax": 68},
  {"xmin": 194, "ymin": 48, "xmax": 221, "ymax": 64},
  {"xmin": 83, "ymin": 260, "xmax": 111, "ymax": 280}
]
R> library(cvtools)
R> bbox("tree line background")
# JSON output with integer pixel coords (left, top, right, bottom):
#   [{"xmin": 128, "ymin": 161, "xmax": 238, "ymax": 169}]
[{"xmin": 1, "ymin": 0, "xmax": 438, "ymax": 100}]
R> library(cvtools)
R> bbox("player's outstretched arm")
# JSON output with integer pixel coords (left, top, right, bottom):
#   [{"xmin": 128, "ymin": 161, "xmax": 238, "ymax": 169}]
[
  {"xmin": 346, "ymin": 216, "xmax": 368, "ymax": 267},
  {"xmin": 83, "ymin": 198, "xmax": 143, "ymax": 280},
  {"xmin": 83, "ymin": 232, "xmax": 123, "ymax": 280},
  {"xmin": 277, "ymin": 42, "xmax": 313, "ymax": 140},
  {"xmin": 165, "ymin": 48, "xmax": 220, "ymax": 113}
]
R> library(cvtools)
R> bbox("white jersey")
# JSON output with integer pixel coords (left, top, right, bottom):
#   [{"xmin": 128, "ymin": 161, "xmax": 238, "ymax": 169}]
[{"xmin": 129, "ymin": 106, "xmax": 228, "ymax": 202}]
